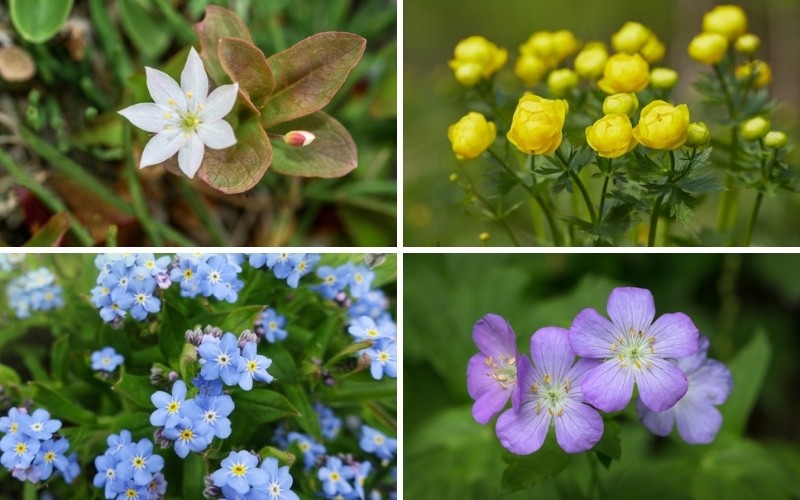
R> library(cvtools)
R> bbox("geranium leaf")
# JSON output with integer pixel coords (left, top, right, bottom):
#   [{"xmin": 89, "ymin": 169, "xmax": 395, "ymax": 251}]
[
  {"xmin": 261, "ymin": 32, "xmax": 366, "ymax": 128},
  {"xmin": 198, "ymin": 118, "xmax": 273, "ymax": 194},
  {"xmin": 194, "ymin": 5, "xmax": 253, "ymax": 84},
  {"xmin": 270, "ymin": 111, "xmax": 357, "ymax": 178},
  {"xmin": 218, "ymin": 37, "xmax": 274, "ymax": 115}
]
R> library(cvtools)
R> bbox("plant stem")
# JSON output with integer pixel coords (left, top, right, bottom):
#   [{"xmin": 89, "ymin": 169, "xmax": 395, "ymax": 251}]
[
  {"xmin": 488, "ymin": 149, "xmax": 562, "ymax": 245},
  {"xmin": 743, "ymin": 192, "xmax": 763, "ymax": 247},
  {"xmin": 712, "ymin": 62, "xmax": 741, "ymax": 236},
  {"xmin": 648, "ymin": 151, "xmax": 676, "ymax": 247},
  {"xmin": 598, "ymin": 158, "xmax": 612, "ymax": 220},
  {"xmin": 555, "ymin": 148, "xmax": 597, "ymax": 224}
]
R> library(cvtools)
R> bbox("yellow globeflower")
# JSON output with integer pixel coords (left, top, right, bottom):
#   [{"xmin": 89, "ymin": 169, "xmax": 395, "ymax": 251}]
[
  {"xmin": 736, "ymin": 60, "xmax": 772, "ymax": 87},
  {"xmin": 520, "ymin": 31, "xmax": 556, "ymax": 60},
  {"xmin": 650, "ymin": 68, "xmax": 678, "ymax": 89},
  {"xmin": 449, "ymin": 36, "xmax": 508, "ymax": 86},
  {"xmin": 552, "ymin": 30, "xmax": 581, "ymax": 62},
  {"xmin": 602, "ymin": 93, "xmax": 638, "ymax": 117},
  {"xmin": 735, "ymin": 33, "xmax": 761, "ymax": 55},
  {"xmin": 514, "ymin": 54, "xmax": 549, "ymax": 86},
  {"xmin": 703, "ymin": 5, "xmax": 748, "ymax": 40},
  {"xmin": 574, "ymin": 42, "xmax": 608, "ymax": 80},
  {"xmin": 598, "ymin": 53, "xmax": 650, "ymax": 94},
  {"xmin": 547, "ymin": 68, "xmax": 579, "ymax": 96},
  {"xmin": 585, "ymin": 114, "xmax": 637, "ymax": 158},
  {"xmin": 507, "ymin": 94, "xmax": 568, "ymax": 155},
  {"xmin": 447, "ymin": 112, "xmax": 497, "ymax": 160},
  {"xmin": 686, "ymin": 122, "xmax": 711, "ymax": 148},
  {"xmin": 632, "ymin": 100, "xmax": 691, "ymax": 150},
  {"xmin": 611, "ymin": 22, "xmax": 651, "ymax": 54},
  {"xmin": 688, "ymin": 33, "xmax": 728, "ymax": 65},
  {"xmin": 640, "ymin": 35, "xmax": 666, "ymax": 64}
]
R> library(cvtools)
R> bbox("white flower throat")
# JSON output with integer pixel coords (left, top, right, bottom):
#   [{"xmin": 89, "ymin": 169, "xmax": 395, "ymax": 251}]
[{"xmin": 612, "ymin": 327, "xmax": 656, "ymax": 370}]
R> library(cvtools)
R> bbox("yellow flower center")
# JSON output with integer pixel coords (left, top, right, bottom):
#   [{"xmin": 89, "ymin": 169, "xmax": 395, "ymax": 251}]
[
  {"xmin": 180, "ymin": 429, "xmax": 193, "ymax": 441},
  {"xmin": 231, "ymin": 463, "xmax": 247, "ymax": 476},
  {"xmin": 167, "ymin": 401, "xmax": 180, "ymax": 413},
  {"xmin": 44, "ymin": 451, "xmax": 56, "ymax": 463}
]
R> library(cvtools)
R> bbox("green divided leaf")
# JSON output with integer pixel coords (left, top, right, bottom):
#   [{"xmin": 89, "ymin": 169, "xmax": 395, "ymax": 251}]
[
  {"xmin": 261, "ymin": 32, "xmax": 366, "ymax": 128},
  {"xmin": 30, "ymin": 381, "xmax": 96, "ymax": 424},
  {"xmin": 720, "ymin": 330, "xmax": 771, "ymax": 436},
  {"xmin": 112, "ymin": 373, "xmax": 155, "ymax": 410},
  {"xmin": 501, "ymin": 434, "xmax": 572, "ymax": 494},
  {"xmin": 270, "ymin": 112, "xmax": 357, "ymax": 178},
  {"xmin": 194, "ymin": 5, "xmax": 253, "ymax": 84},
  {"xmin": 218, "ymin": 37, "xmax": 274, "ymax": 115},
  {"xmin": 198, "ymin": 117, "xmax": 273, "ymax": 194},
  {"xmin": 10, "ymin": 0, "xmax": 74, "ymax": 43}
]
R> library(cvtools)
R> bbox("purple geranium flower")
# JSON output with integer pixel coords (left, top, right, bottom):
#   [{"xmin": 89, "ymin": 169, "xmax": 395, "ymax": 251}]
[
  {"xmin": 467, "ymin": 314, "xmax": 519, "ymax": 425},
  {"xmin": 496, "ymin": 327, "xmax": 603, "ymax": 454},
  {"xmin": 636, "ymin": 335, "xmax": 732, "ymax": 444},
  {"xmin": 569, "ymin": 287, "xmax": 699, "ymax": 412}
]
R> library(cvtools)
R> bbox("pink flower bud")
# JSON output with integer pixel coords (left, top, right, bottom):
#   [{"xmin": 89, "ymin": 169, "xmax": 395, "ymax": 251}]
[{"xmin": 284, "ymin": 130, "xmax": 316, "ymax": 147}]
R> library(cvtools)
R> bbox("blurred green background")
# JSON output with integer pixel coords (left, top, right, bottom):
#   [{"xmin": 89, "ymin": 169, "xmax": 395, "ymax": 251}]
[
  {"xmin": 405, "ymin": 253, "xmax": 800, "ymax": 498},
  {"xmin": 404, "ymin": 0, "xmax": 800, "ymax": 246}
]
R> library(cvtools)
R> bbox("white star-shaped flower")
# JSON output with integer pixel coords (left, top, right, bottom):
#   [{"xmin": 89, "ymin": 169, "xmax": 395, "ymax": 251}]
[{"xmin": 119, "ymin": 47, "xmax": 239, "ymax": 178}]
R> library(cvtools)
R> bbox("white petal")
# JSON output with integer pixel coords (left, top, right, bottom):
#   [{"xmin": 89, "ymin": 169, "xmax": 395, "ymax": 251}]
[
  {"xmin": 200, "ymin": 83, "xmax": 238, "ymax": 122},
  {"xmin": 181, "ymin": 47, "xmax": 209, "ymax": 109},
  {"xmin": 119, "ymin": 103, "xmax": 176, "ymax": 133},
  {"xmin": 140, "ymin": 130, "xmax": 185, "ymax": 168},
  {"xmin": 145, "ymin": 67, "xmax": 187, "ymax": 111},
  {"xmin": 177, "ymin": 133, "xmax": 205, "ymax": 178},
  {"xmin": 197, "ymin": 120, "xmax": 237, "ymax": 149}
]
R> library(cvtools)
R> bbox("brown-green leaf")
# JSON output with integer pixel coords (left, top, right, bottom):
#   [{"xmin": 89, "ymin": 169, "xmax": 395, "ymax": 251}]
[
  {"xmin": 194, "ymin": 5, "xmax": 253, "ymax": 84},
  {"xmin": 199, "ymin": 118, "xmax": 273, "ymax": 194},
  {"xmin": 270, "ymin": 112, "xmax": 357, "ymax": 178},
  {"xmin": 261, "ymin": 32, "xmax": 366, "ymax": 128},
  {"xmin": 218, "ymin": 37, "xmax": 274, "ymax": 115},
  {"xmin": 24, "ymin": 212, "xmax": 70, "ymax": 246}
]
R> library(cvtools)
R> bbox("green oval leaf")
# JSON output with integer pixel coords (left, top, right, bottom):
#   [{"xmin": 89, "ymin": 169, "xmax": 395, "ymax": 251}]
[
  {"xmin": 218, "ymin": 37, "xmax": 274, "ymax": 115},
  {"xmin": 112, "ymin": 373, "xmax": 155, "ymax": 410},
  {"xmin": 270, "ymin": 112, "xmax": 357, "ymax": 178},
  {"xmin": 198, "ymin": 118, "xmax": 273, "ymax": 194},
  {"xmin": 118, "ymin": 0, "xmax": 172, "ymax": 61},
  {"xmin": 10, "ymin": 0, "xmax": 74, "ymax": 43},
  {"xmin": 194, "ymin": 5, "xmax": 253, "ymax": 84},
  {"xmin": 261, "ymin": 32, "xmax": 366, "ymax": 128}
]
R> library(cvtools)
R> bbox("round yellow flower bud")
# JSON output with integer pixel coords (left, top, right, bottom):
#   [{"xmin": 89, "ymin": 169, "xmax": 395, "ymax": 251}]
[
  {"xmin": 764, "ymin": 131, "xmax": 788, "ymax": 149},
  {"xmin": 449, "ymin": 36, "xmax": 508, "ymax": 86},
  {"xmin": 735, "ymin": 33, "xmax": 761, "ymax": 55},
  {"xmin": 611, "ymin": 22, "xmax": 651, "ymax": 54},
  {"xmin": 507, "ymin": 94, "xmax": 568, "ymax": 155},
  {"xmin": 547, "ymin": 68, "xmax": 579, "ymax": 96},
  {"xmin": 521, "ymin": 31, "xmax": 555, "ymax": 59},
  {"xmin": 736, "ymin": 60, "xmax": 772, "ymax": 88},
  {"xmin": 602, "ymin": 93, "xmax": 638, "ymax": 117},
  {"xmin": 741, "ymin": 116, "xmax": 770, "ymax": 141},
  {"xmin": 574, "ymin": 42, "xmax": 608, "ymax": 80},
  {"xmin": 585, "ymin": 114, "xmax": 637, "ymax": 158},
  {"xmin": 640, "ymin": 35, "xmax": 666, "ymax": 64},
  {"xmin": 632, "ymin": 100, "xmax": 691, "ymax": 150},
  {"xmin": 449, "ymin": 173, "xmax": 458, "ymax": 182},
  {"xmin": 688, "ymin": 33, "xmax": 728, "ymax": 65},
  {"xmin": 598, "ymin": 53, "xmax": 650, "ymax": 94},
  {"xmin": 447, "ymin": 112, "xmax": 497, "ymax": 160},
  {"xmin": 479, "ymin": 232, "xmax": 490, "ymax": 243},
  {"xmin": 703, "ymin": 4, "xmax": 748, "ymax": 41},
  {"xmin": 650, "ymin": 67, "xmax": 678, "ymax": 89},
  {"xmin": 686, "ymin": 122, "xmax": 711, "ymax": 148},
  {"xmin": 552, "ymin": 30, "xmax": 581, "ymax": 62},
  {"xmin": 514, "ymin": 54, "xmax": 548, "ymax": 86}
]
